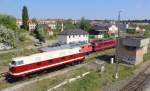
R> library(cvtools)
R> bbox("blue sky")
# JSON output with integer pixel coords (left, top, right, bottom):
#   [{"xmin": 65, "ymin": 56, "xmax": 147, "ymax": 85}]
[{"xmin": 0, "ymin": 0, "xmax": 150, "ymax": 20}]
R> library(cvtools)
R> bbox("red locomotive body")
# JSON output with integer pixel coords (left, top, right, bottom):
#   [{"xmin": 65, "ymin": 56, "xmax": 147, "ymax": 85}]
[{"xmin": 92, "ymin": 39, "xmax": 117, "ymax": 51}]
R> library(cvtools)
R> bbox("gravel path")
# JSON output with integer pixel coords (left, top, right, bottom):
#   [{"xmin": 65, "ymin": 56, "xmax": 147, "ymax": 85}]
[{"xmin": 142, "ymin": 75, "xmax": 150, "ymax": 91}]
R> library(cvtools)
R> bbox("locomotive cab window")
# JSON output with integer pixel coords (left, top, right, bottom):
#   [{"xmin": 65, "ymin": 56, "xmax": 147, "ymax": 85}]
[{"xmin": 11, "ymin": 61, "xmax": 16, "ymax": 65}]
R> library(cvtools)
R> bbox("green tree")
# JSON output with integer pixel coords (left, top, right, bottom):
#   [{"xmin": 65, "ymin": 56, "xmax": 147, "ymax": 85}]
[
  {"xmin": 32, "ymin": 18, "xmax": 38, "ymax": 24},
  {"xmin": 104, "ymin": 33, "xmax": 110, "ymax": 38},
  {"xmin": 142, "ymin": 25, "xmax": 150, "ymax": 37},
  {"xmin": 79, "ymin": 17, "xmax": 92, "ymax": 32},
  {"xmin": 34, "ymin": 24, "xmax": 47, "ymax": 42},
  {"xmin": 22, "ymin": 6, "xmax": 29, "ymax": 30},
  {"xmin": 56, "ymin": 20, "xmax": 62, "ymax": 31},
  {"xmin": 127, "ymin": 29, "xmax": 136, "ymax": 34},
  {"xmin": 0, "ymin": 14, "xmax": 17, "ymax": 30},
  {"xmin": 64, "ymin": 19, "xmax": 78, "ymax": 29},
  {"xmin": 0, "ymin": 25, "xmax": 17, "ymax": 47}
]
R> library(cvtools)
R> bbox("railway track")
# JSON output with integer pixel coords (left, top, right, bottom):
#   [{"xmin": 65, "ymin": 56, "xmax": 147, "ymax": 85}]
[{"xmin": 120, "ymin": 62, "xmax": 150, "ymax": 91}]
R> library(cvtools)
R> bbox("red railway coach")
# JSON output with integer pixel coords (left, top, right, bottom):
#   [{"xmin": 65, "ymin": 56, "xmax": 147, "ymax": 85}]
[
  {"xmin": 9, "ymin": 47, "xmax": 84, "ymax": 77},
  {"xmin": 92, "ymin": 39, "xmax": 117, "ymax": 51}
]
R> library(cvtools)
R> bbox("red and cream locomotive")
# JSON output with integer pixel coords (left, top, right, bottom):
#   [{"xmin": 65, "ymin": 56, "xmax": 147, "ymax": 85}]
[{"xmin": 9, "ymin": 47, "xmax": 84, "ymax": 77}]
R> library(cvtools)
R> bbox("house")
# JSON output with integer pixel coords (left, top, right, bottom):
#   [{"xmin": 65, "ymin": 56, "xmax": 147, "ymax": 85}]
[
  {"xmin": 108, "ymin": 25, "xmax": 118, "ymax": 37},
  {"xmin": 38, "ymin": 19, "xmax": 57, "ymax": 30},
  {"xmin": 16, "ymin": 19, "xmax": 58, "ymax": 31},
  {"xmin": 58, "ymin": 29, "xmax": 89, "ymax": 44},
  {"xmin": 90, "ymin": 23, "xmax": 128, "ymax": 39},
  {"xmin": 38, "ymin": 24, "xmax": 54, "ymax": 36},
  {"xmin": 135, "ymin": 26, "xmax": 146, "ymax": 32},
  {"xmin": 16, "ymin": 19, "xmax": 36, "ymax": 31},
  {"xmin": 90, "ymin": 25, "xmax": 108, "ymax": 39},
  {"xmin": 28, "ymin": 21, "xmax": 36, "ymax": 32},
  {"xmin": 126, "ymin": 24, "xmax": 146, "ymax": 36},
  {"xmin": 90, "ymin": 24, "xmax": 121, "ymax": 39},
  {"xmin": 47, "ymin": 27, "xmax": 54, "ymax": 36},
  {"xmin": 16, "ymin": 19, "xmax": 22, "ymax": 28}
]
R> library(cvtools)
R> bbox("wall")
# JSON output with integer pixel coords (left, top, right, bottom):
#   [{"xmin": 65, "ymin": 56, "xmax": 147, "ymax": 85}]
[
  {"xmin": 117, "ymin": 39, "xmax": 136, "ymax": 64},
  {"xmin": 67, "ymin": 35, "xmax": 88, "ymax": 44},
  {"xmin": 117, "ymin": 38, "xmax": 149, "ymax": 65},
  {"xmin": 135, "ymin": 48, "xmax": 144, "ymax": 65},
  {"xmin": 58, "ymin": 35, "xmax": 88, "ymax": 44}
]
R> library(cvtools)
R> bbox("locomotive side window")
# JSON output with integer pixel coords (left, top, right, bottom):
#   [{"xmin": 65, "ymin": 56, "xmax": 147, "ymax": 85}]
[{"xmin": 16, "ymin": 60, "xmax": 24, "ymax": 65}]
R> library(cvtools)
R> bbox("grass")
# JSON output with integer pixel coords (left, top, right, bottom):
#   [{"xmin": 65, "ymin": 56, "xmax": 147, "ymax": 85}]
[
  {"xmin": 0, "ymin": 48, "xmax": 38, "ymax": 66},
  {"xmin": 16, "ymin": 66, "xmax": 89, "ymax": 91},
  {"xmin": 54, "ymin": 63, "xmax": 133, "ymax": 91},
  {"xmin": 144, "ymin": 45, "xmax": 150, "ymax": 62},
  {"xmin": 0, "ymin": 63, "xmax": 134, "ymax": 91},
  {"xmin": 62, "ymin": 71, "xmax": 100, "ymax": 91}
]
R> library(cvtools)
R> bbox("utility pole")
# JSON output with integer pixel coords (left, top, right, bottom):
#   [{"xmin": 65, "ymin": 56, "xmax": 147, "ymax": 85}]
[{"xmin": 114, "ymin": 10, "xmax": 122, "ymax": 80}]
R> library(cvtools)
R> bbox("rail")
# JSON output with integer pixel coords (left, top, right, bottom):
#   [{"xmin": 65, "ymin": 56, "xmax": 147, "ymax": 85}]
[{"xmin": 120, "ymin": 63, "xmax": 150, "ymax": 91}]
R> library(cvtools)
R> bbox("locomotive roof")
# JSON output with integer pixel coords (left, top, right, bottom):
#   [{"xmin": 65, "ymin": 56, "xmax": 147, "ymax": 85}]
[
  {"xmin": 39, "ymin": 42, "xmax": 90, "ymax": 52},
  {"xmin": 12, "ymin": 47, "xmax": 81, "ymax": 63}
]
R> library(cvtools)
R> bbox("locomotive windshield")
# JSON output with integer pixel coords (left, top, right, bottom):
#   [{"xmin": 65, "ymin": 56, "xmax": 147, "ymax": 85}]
[{"xmin": 11, "ymin": 61, "xmax": 16, "ymax": 65}]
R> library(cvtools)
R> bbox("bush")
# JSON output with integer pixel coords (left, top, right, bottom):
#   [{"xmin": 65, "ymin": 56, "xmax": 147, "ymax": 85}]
[
  {"xmin": 0, "ymin": 14, "xmax": 17, "ymax": 30},
  {"xmin": 0, "ymin": 25, "xmax": 17, "ymax": 47},
  {"xmin": 127, "ymin": 29, "xmax": 136, "ymax": 34}
]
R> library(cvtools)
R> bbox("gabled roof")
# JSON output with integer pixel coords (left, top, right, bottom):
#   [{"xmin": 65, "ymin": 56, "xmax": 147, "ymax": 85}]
[
  {"xmin": 93, "ymin": 24, "xmax": 111, "ymax": 31},
  {"xmin": 94, "ymin": 25, "xmax": 109, "ymax": 31},
  {"xmin": 59, "ymin": 29, "xmax": 88, "ymax": 35}
]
